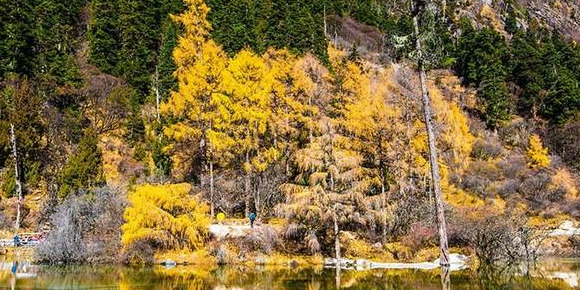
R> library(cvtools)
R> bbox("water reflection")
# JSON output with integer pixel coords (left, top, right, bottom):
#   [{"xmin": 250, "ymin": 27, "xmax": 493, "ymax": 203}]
[{"xmin": 0, "ymin": 259, "xmax": 577, "ymax": 289}]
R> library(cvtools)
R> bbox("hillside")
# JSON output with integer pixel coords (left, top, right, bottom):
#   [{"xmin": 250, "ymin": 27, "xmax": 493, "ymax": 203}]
[{"xmin": 0, "ymin": 0, "xmax": 579, "ymax": 265}]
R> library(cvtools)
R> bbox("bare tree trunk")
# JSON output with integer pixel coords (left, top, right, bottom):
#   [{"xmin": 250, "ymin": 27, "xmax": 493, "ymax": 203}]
[
  {"xmin": 209, "ymin": 145, "xmax": 215, "ymax": 218},
  {"xmin": 10, "ymin": 124, "xmax": 23, "ymax": 235},
  {"xmin": 381, "ymin": 168, "xmax": 387, "ymax": 243},
  {"xmin": 335, "ymin": 259, "xmax": 341, "ymax": 289},
  {"xmin": 441, "ymin": 0, "xmax": 447, "ymax": 22},
  {"xmin": 245, "ymin": 150, "xmax": 251, "ymax": 217},
  {"xmin": 441, "ymin": 265, "xmax": 451, "ymax": 290},
  {"xmin": 333, "ymin": 203, "xmax": 341, "ymax": 288},
  {"xmin": 412, "ymin": 0, "xmax": 450, "ymax": 266},
  {"xmin": 154, "ymin": 67, "xmax": 161, "ymax": 123},
  {"xmin": 333, "ymin": 204, "xmax": 341, "ymax": 262},
  {"xmin": 255, "ymin": 175, "xmax": 261, "ymax": 218},
  {"xmin": 308, "ymin": 96, "xmax": 313, "ymax": 143},
  {"xmin": 323, "ymin": 5, "xmax": 328, "ymax": 39}
]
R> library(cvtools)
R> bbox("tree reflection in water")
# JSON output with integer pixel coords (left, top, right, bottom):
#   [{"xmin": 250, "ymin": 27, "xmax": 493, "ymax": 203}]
[{"xmin": 0, "ymin": 260, "xmax": 577, "ymax": 289}]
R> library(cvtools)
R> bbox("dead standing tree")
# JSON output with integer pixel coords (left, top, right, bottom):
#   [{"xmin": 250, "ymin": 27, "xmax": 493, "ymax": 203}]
[
  {"xmin": 411, "ymin": 0, "xmax": 450, "ymax": 266},
  {"xmin": 10, "ymin": 124, "xmax": 23, "ymax": 235}
]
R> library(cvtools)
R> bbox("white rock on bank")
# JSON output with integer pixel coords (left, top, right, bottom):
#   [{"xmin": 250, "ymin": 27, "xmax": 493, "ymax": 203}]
[
  {"xmin": 432, "ymin": 253, "xmax": 469, "ymax": 271},
  {"xmin": 325, "ymin": 253, "xmax": 469, "ymax": 271},
  {"xmin": 550, "ymin": 220, "xmax": 580, "ymax": 237},
  {"xmin": 551, "ymin": 272, "xmax": 579, "ymax": 288}
]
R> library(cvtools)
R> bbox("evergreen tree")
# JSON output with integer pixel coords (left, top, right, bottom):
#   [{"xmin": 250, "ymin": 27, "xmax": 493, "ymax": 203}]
[
  {"xmin": 117, "ymin": 0, "xmax": 163, "ymax": 97},
  {"xmin": 478, "ymin": 65, "xmax": 512, "ymax": 129},
  {"xmin": 0, "ymin": 78, "xmax": 44, "ymax": 196},
  {"xmin": 0, "ymin": 1, "xmax": 36, "ymax": 78},
  {"xmin": 58, "ymin": 129, "xmax": 104, "ymax": 198},
  {"xmin": 88, "ymin": 0, "xmax": 120, "ymax": 74},
  {"xmin": 540, "ymin": 68, "xmax": 580, "ymax": 124},
  {"xmin": 510, "ymin": 31, "xmax": 543, "ymax": 117},
  {"xmin": 156, "ymin": 18, "xmax": 180, "ymax": 101}
]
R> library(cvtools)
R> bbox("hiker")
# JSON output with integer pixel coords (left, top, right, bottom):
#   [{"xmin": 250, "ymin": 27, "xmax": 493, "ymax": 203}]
[
  {"xmin": 13, "ymin": 234, "xmax": 20, "ymax": 247},
  {"xmin": 249, "ymin": 212, "xmax": 256, "ymax": 228}
]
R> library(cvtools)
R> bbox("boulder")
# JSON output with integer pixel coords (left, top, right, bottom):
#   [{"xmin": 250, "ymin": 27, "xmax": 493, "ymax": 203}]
[
  {"xmin": 160, "ymin": 259, "xmax": 177, "ymax": 267},
  {"xmin": 255, "ymin": 256, "xmax": 266, "ymax": 265}
]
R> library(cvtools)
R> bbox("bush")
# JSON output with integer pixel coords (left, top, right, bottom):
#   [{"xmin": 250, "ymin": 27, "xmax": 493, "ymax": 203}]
[
  {"xmin": 451, "ymin": 207, "xmax": 547, "ymax": 265},
  {"xmin": 461, "ymin": 160, "xmax": 502, "ymax": 197},
  {"xmin": 37, "ymin": 187, "xmax": 126, "ymax": 264},
  {"xmin": 238, "ymin": 225, "xmax": 278, "ymax": 255},
  {"xmin": 401, "ymin": 223, "xmax": 438, "ymax": 254},
  {"xmin": 471, "ymin": 138, "xmax": 503, "ymax": 160},
  {"xmin": 121, "ymin": 184, "xmax": 210, "ymax": 257}
]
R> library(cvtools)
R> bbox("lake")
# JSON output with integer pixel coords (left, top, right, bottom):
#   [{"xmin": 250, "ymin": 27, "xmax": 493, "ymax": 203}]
[{"xmin": 0, "ymin": 258, "xmax": 578, "ymax": 289}]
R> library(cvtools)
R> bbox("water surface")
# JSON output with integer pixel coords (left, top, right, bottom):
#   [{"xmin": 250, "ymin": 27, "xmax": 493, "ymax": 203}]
[{"xmin": 0, "ymin": 258, "xmax": 578, "ymax": 289}]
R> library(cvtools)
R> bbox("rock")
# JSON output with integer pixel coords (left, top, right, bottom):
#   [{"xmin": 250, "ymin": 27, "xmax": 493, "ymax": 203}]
[
  {"xmin": 324, "ymin": 258, "xmax": 335, "ymax": 266},
  {"xmin": 552, "ymin": 272, "xmax": 579, "ymax": 288},
  {"xmin": 255, "ymin": 256, "xmax": 266, "ymax": 265},
  {"xmin": 160, "ymin": 259, "xmax": 177, "ymax": 266},
  {"xmin": 373, "ymin": 242, "xmax": 382, "ymax": 249},
  {"xmin": 355, "ymin": 259, "xmax": 369, "ymax": 269},
  {"xmin": 550, "ymin": 220, "xmax": 580, "ymax": 237},
  {"xmin": 432, "ymin": 253, "xmax": 469, "ymax": 271}
]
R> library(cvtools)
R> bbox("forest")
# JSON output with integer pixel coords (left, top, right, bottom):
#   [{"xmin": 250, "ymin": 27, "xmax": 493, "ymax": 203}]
[{"xmin": 0, "ymin": 0, "xmax": 579, "ymax": 266}]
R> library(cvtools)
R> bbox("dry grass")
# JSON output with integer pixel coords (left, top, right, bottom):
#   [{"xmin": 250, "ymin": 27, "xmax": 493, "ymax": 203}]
[{"xmin": 155, "ymin": 249, "xmax": 217, "ymax": 265}]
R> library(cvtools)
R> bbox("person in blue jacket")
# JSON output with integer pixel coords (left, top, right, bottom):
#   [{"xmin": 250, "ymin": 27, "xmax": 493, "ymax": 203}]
[
  {"xmin": 249, "ymin": 212, "xmax": 256, "ymax": 228},
  {"xmin": 13, "ymin": 234, "xmax": 20, "ymax": 247}
]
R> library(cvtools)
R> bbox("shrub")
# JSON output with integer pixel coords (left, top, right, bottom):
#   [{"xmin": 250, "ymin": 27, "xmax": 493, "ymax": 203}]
[
  {"xmin": 401, "ymin": 223, "xmax": 438, "ymax": 254},
  {"xmin": 121, "ymin": 183, "xmax": 210, "ymax": 257},
  {"xmin": 451, "ymin": 206, "xmax": 547, "ymax": 265},
  {"xmin": 37, "ymin": 187, "xmax": 125, "ymax": 264},
  {"xmin": 471, "ymin": 138, "xmax": 503, "ymax": 160},
  {"xmin": 238, "ymin": 226, "xmax": 278, "ymax": 255}
]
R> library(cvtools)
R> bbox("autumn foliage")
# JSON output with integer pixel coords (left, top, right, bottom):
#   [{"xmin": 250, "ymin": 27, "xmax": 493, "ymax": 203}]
[{"xmin": 122, "ymin": 183, "xmax": 210, "ymax": 251}]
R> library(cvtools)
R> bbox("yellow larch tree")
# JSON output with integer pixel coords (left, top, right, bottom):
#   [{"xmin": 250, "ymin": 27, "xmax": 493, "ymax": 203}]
[
  {"xmin": 162, "ymin": 0, "xmax": 234, "ymax": 217},
  {"xmin": 122, "ymin": 183, "xmax": 210, "ymax": 251},
  {"xmin": 278, "ymin": 117, "xmax": 377, "ymax": 259},
  {"xmin": 527, "ymin": 134, "xmax": 550, "ymax": 168},
  {"xmin": 223, "ymin": 49, "xmax": 276, "ymax": 216},
  {"xmin": 263, "ymin": 50, "xmax": 325, "ymax": 176},
  {"xmin": 343, "ymin": 67, "xmax": 403, "ymax": 243}
]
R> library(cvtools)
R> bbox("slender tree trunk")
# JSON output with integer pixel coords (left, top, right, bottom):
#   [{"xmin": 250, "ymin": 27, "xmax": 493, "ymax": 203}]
[
  {"xmin": 324, "ymin": 5, "xmax": 328, "ymax": 38},
  {"xmin": 154, "ymin": 67, "xmax": 161, "ymax": 123},
  {"xmin": 209, "ymin": 145, "xmax": 215, "ymax": 218},
  {"xmin": 441, "ymin": 0, "xmax": 447, "ymax": 22},
  {"xmin": 412, "ymin": 0, "xmax": 450, "ymax": 266},
  {"xmin": 381, "ymin": 168, "xmax": 388, "ymax": 243},
  {"xmin": 244, "ymin": 150, "xmax": 251, "ymax": 217},
  {"xmin": 333, "ymin": 204, "xmax": 341, "ymax": 263},
  {"xmin": 381, "ymin": 183, "xmax": 387, "ymax": 241},
  {"xmin": 10, "ymin": 124, "xmax": 22, "ymax": 235},
  {"xmin": 335, "ymin": 258, "xmax": 341, "ymax": 289},
  {"xmin": 308, "ymin": 96, "xmax": 313, "ymax": 143},
  {"xmin": 333, "ymin": 203, "xmax": 341, "ymax": 288},
  {"xmin": 255, "ymin": 175, "xmax": 261, "ymax": 218},
  {"xmin": 441, "ymin": 265, "xmax": 451, "ymax": 290}
]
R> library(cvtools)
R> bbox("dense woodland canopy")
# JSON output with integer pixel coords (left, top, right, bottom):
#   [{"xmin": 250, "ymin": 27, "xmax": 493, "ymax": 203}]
[{"xmin": 1, "ymin": 0, "xmax": 580, "ymax": 262}]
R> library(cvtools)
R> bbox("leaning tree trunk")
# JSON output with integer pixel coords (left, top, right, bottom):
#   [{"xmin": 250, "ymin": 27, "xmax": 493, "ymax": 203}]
[
  {"xmin": 10, "ymin": 124, "xmax": 23, "ymax": 235},
  {"xmin": 412, "ymin": 0, "xmax": 450, "ymax": 266}
]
